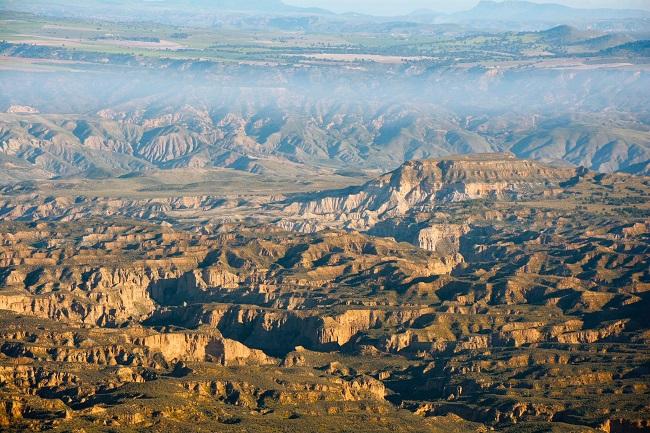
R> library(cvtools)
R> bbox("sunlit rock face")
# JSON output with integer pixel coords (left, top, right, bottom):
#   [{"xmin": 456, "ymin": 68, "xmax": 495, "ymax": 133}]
[
  {"xmin": 0, "ymin": 2, "xmax": 649, "ymax": 427},
  {"xmin": 0, "ymin": 150, "xmax": 649, "ymax": 432},
  {"xmin": 281, "ymin": 154, "xmax": 574, "ymax": 232}
]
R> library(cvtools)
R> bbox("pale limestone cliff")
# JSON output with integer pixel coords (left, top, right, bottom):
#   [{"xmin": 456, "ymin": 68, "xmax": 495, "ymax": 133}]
[{"xmin": 282, "ymin": 154, "xmax": 573, "ymax": 231}]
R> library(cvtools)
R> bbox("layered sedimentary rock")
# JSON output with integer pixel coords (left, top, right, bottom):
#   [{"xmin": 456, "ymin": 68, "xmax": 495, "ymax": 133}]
[
  {"xmin": 282, "ymin": 154, "xmax": 575, "ymax": 231},
  {"xmin": 0, "ymin": 155, "xmax": 648, "ymax": 432},
  {"xmin": 417, "ymin": 224, "xmax": 469, "ymax": 254}
]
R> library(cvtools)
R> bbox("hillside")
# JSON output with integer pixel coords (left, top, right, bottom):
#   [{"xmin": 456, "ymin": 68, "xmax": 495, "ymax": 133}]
[
  {"xmin": 446, "ymin": 0, "xmax": 650, "ymax": 29},
  {"xmin": 2, "ymin": 70, "xmax": 649, "ymax": 180},
  {"xmin": 281, "ymin": 153, "xmax": 575, "ymax": 230},
  {"xmin": 0, "ymin": 4, "xmax": 649, "ymax": 433},
  {"xmin": 0, "ymin": 153, "xmax": 648, "ymax": 432}
]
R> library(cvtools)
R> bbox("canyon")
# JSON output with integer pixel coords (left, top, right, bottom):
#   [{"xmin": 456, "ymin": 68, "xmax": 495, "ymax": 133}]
[
  {"xmin": 0, "ymin": 154, "xmax": 648, "ymax": 432},
  {"xmin": 0, "ymin": 3, "xmax": 649, "ymax": 431}
]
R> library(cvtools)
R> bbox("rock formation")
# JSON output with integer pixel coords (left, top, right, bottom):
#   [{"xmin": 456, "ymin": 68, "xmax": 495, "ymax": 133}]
[{"xmin": 0, "ymin": 155, "xmax": 648, "ymax": 432}]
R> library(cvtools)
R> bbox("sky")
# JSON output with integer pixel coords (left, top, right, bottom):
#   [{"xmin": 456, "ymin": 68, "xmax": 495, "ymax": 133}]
[{"xmin": 285, "ymin": 0, "xmax": 650, "ymax": 15}]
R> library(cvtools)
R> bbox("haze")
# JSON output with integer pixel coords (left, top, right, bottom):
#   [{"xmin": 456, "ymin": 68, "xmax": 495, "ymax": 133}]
[
  {"xmin": 0, "ymin": 1, "xmax": 649, "ymax": 432},
  {"xmin": 286, "ymin": 0, "xmax": 650, "ymax": 14}
]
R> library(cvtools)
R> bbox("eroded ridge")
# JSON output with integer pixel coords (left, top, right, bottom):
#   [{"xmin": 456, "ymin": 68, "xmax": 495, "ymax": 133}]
[{"xmin": 0, "ymin": 156, "xmax": 648, "ymax": 432}]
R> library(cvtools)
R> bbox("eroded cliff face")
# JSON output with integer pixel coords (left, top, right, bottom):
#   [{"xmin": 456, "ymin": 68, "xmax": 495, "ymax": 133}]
[
  {"xmin": 0, "ymin": 225, "xmax": 462, "ymax": 328},
  {"xmin": 138, "ymin": 331, "xmax": 275, "ymax": 366},
  {"xmin": 281, "ymin": 154, "xmax": 575, "ymax": 231},
  {"xmin": 0, "ymin": 319, "xmax": 274, "ymax": 369},
  {"xmin": 178, "ymin": 305, "xmax": 437, "ymax": 356},
  {"xmin": 417, "ymin": 224, "xmax": 469, "ymax": 255},
  {"xmin": 0, "ymin": 195, "xmax": 230, "ymax": 223},
  {"xmin": 0, "ymin": 156, "xmax": 648, "ymax": 432}
]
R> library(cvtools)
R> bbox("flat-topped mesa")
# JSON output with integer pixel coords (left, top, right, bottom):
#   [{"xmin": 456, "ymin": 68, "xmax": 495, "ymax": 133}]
[{"xmin": 282, "ymin": 153, "xmax": 575, "ymax": 230}]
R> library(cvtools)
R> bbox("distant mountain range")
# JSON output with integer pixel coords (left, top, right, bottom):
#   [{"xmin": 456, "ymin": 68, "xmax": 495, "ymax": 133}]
[
  {"xmin": 447, "ymin": 0, "xmax": 650, "ymax": 22},
  {"xmin": 2, "ymin": 0, "xmax": 650, "ymax": 30},
  {"xmin": 0, "ymin": 0, "xmax": 328, "ymax": 15}
]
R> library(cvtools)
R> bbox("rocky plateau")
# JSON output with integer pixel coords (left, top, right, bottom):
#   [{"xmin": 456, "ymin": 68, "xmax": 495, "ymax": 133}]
[{"xmin": 0, "ymin": 154, "xmax": 648, "ymax": 432}]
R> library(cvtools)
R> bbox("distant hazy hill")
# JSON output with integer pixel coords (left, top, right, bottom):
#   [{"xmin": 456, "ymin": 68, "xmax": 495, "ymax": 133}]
[
  {"xmin": 175, "ymin": 0, "xmax": 293, "ymax": 10},
  {"xmin": 1, "ymin": 99, "xmax": 647, "ymax": 182},
  {"xmin": 533, "ymin": 25, "xmax": 639, "ymax": 52},
  {"xmin": 538, "ymin": 25, "xmax": 598, "ymax": 43},
  {"xmin": 4, "ymin": 0, "xmax": 650, "ymax": 30},
  {"xmin": 1, "ymin": 0, "xmax": 297, "ymax": 12},
  {"xmin": 0, "ymin": 0, "xmax": 331, "ymax": 23},
  {"xmin": 600, "ymin": 40, "xmax": 650, "ymax": 57},
  {"xmin": 151, "ymin": 0, "xmax": 331, "ymax": 13},
  {"xmin": 443, "ymin": 0, "xmax": 650, "ymax": 29}
]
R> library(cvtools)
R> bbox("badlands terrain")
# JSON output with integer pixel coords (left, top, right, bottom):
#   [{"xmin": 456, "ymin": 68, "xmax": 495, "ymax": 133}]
[
  {"xmin": 0, "ymin": 1, "xmax": 649, "ymax": 432},
  {"xmin": 0, "ymin": 153, "xmax": 648, "ymax": 432}
]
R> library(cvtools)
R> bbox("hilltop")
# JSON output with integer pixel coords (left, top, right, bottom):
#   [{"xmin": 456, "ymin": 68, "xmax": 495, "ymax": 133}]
[{"xmin": 282, "ymin": 153, "xmax": 576, "ymax": 230}]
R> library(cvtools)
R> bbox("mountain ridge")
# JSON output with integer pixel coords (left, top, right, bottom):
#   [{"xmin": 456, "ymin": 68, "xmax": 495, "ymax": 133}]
[
  {"xmin": 442, "ymin": 0, "xmax": 650, "ymax": 29},
  {"xmin": 280, "ymin": 153, "xmax": 577, "ymax": 231}
]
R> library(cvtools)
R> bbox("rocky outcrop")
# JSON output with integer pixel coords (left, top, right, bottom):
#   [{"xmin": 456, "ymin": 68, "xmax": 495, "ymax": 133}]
[
  {"xmin": 6, "ymin": 105, "xmax": 39, "ymax": 114},
  {"xmin": 0, "ymin": 289, "xmax": 152, "ymax": 326},
  {"xmin": 0, "ymin": 194, "xmax": 229, "ymax": 223},
  {"xmin": 0, "ymin": 154, "xmax": 648, "ymax": 433},
  {"xmin": 282, "ymin": 154, "xmax": 574, "ymax": 231},
  {"xmin": 418, "ymin": 224, "xmax": 469, "ymax": 255},
  {"xmin": 139, "ymin": 331, "xmax": 274, "ymax": 366}
]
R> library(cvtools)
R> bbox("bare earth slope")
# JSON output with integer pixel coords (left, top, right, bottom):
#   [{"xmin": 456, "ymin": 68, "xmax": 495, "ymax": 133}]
[
  {"xmin": 0, "ymin": 154, "xmax": 648, "ymax": 432},
  {"xmin": 281, "ymin": 153, "xmax": 575, "ymax": 230}
]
